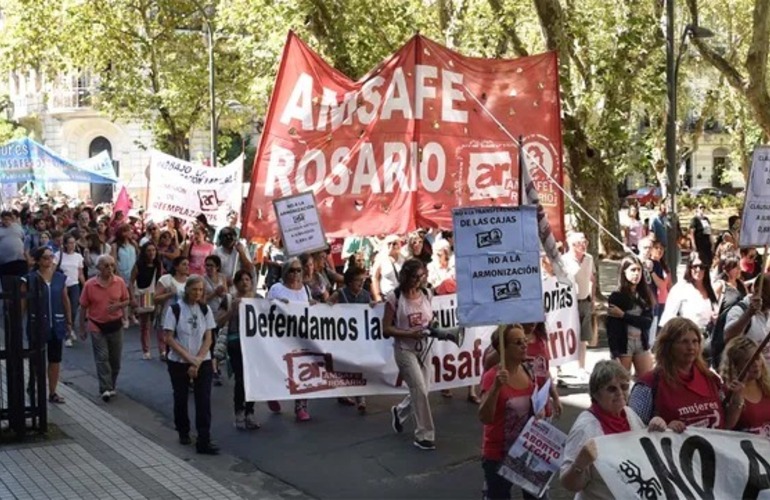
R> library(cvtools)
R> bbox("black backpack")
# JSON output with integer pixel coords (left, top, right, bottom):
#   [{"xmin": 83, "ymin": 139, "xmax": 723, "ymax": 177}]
[
  {"xmin": 166, "ymin": 302, "xmax": 210, "ymax": 356},
  {"xmin": 707, "ymin": 298, "xmax": 748, "ymax": 370}
]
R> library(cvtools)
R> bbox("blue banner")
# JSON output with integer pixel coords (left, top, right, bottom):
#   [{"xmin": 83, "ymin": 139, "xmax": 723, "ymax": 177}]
[{"xmin": 0, "ymin": 138, "xmax": 118, "ymax": 184}]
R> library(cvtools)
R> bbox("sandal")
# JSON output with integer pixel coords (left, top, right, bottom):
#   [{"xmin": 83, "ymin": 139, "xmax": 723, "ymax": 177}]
[
  {"xmin": 466, "ymin": 394, "xmax": 481, "ymax": 405},
  {"xmin": 48, "ymin": 393, "xmax": 65, "ymax": 404}
]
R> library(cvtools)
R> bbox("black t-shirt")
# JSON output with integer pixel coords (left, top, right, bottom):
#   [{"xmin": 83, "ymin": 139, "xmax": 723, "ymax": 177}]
[{"xmin": 689, "ymin": 216, "xmax": 713, "ymax": 257}]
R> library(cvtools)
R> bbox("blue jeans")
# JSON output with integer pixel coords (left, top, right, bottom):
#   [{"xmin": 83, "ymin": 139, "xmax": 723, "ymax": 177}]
[
  {"xmin": 482, "ymin": 459, "xmax": 548, "ymax": 500},
  {"xmin": 67, "ymin": 284, "xmax": 80, "ymax": 332}
]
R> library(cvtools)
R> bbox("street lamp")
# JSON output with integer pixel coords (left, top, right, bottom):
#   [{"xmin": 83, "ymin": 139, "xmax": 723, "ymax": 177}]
[{"xmin": 665, "ymin": 0, "xmax": 714, "ymax": 282}]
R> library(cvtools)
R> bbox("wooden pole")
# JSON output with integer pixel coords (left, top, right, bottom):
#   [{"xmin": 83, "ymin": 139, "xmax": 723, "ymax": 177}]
[
  {"xmin": 498, "ymin": 325, "xmax": 506, "ymax": 372},
  {"xmin": 736, "ymin": 246, "xmax": 769, "ymax": 382}
]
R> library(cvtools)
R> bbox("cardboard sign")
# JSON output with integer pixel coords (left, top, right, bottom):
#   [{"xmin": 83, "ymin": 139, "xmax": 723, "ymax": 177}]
[
  {"xmin": 273, "ymin": 191, "xmax": 327, "ymax": 256},
  {"xmin": 452, "ymin": 205, "xmax": 544, "ymax": 326},
  {"xmin": 740, "ymin": 146, "xmax": 770, "ymax": 247},
  {"xmin": 498, "ymin": 417, "xmax": 566, "ymax": 498},
  {"xmin": 594, "ymin": 428, "xmax": 770, "ymax": 499}
]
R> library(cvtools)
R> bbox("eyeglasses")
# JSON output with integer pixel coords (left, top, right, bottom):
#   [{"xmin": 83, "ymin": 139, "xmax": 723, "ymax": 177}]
[
  {"xmin": 603, "ymin": 383, "xmax": 630, "ymax": 394},
  {"xmin": 149, "ymin": 227, "xmax": 158, "ymax": 231},
  {"xmin": 288, "ymin": 268, "xmax": 302, "ymax": 274}
]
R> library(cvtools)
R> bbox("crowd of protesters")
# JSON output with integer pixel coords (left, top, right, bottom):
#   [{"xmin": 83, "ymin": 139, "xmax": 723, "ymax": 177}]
[{"xmin": 2, "ymin": 194, "xmax": 769, "ymax": 499}]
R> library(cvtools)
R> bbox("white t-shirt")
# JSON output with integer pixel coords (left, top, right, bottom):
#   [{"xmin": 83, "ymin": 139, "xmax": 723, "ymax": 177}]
[
  {"xmin": 267, "ymin": 282, "xmax": 310, "ymax": 303},
  {"xmin": 56, "ymin": 251, "xmax": 84, "ymax": 287},
  {"xmin": 215, "ymin": 246, "xmax": 248, "ymax": 280},
  {"xmin": 426, "ymin": 257, "xmax": 455, "ymax": 289},
  {"xmin": 158, "ymin": 274, "xmax": 187, "ymax": 319},
  {"xmin": 386, "ymin": 289, "xmax": 432, "ymax": 351},
  {"xmin": 563, "ymin": 252, "xmax": 594, "ymax": 300},
  {"xmin": 162, "ymin": 301, "xmax": 216, "ymax": 363},
  {"xmin": 659, "ymin": 281, "xmax": 715, "ymax": 331},
  {"xmin": 374, "ymin": 254, "xmax": 402, "ymax": 298},
  {"xmin": 560, "ymin": 407, "xmax": 644, "ymax": 500}
]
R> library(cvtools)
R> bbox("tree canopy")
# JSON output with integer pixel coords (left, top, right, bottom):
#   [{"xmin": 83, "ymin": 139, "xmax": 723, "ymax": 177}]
[{"xmin": 0, "ymin": 0, "xmax": 763, "ymax": 249}]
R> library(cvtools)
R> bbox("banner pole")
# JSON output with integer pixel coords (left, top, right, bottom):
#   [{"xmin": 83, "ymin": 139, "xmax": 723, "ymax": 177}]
[
  {"xmin": 736, "ymin": 247, "xmax": 769, "ymax": 382},
  {"xmin": 498, "ymin": 325, "xmax": 506, "ymax": 372}
]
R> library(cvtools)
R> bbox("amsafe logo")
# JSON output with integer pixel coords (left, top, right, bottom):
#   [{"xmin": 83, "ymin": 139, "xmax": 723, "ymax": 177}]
[{"xmin": 283, "ymin": 350, "xmax": 367, "ymax": 395}]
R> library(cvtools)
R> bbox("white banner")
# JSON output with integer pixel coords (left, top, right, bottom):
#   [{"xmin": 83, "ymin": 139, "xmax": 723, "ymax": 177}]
[
  {"xmin": 147, "ymin": 150, "xmax": 243, "ymax": 226},
  {"xmin": 239, "ymin": 294, "xmax": 494, "ymax": 401},
  {"xmin": 542, "ymin": 275, "xmax": 580, "ymax": 367},
  {"xmin": 740, "ymin": 146, "xmax": 770, "ymax": 247},
  {"xmin": 498, "ymin": 417, "xmax": 566, "ymax": 498},
  {"xmin": 594, "ymin": 428, "xmax": 770, "ymax": 499}
]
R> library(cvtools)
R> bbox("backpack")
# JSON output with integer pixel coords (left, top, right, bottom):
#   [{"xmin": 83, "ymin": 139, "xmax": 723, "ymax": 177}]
[
  {"xmin": 166, "ymin": 302, "xmax": 210, "ymax": 356},
  {"xmin": 707, "ymin": 299, "xmax": 748, "ymax": 370}
]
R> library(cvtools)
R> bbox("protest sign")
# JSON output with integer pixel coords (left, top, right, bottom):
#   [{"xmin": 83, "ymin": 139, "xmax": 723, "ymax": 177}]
[
  {"xmin": 452, "ymin": 205, "xmax": 544, "ymax": 326},
  {"xmin": 147, "ymin": 151, "xmax": 243, "ymax": 226},
  {"xmin": 243, "ymin": 32, "xmax": 565, "ymax": 240},
  {"xmin": 273, "ymin": 191, "xmax": 327, "ymax": 256},
  {"xmin": 740, "ymin": 146, "xmax": 770, "ymax": 247},
  {"xmin": 594, "ymin": 428, "xmax": 770, "ymax": 499},
  {"xmin": 542, "ymin": 274, "xmax": 580, "ymax": 366},
  {"xmin": 239, "ymin": 294, "xmax": 494, "ymax": 401},
  {"xmin": 498, "ymin": 417, "xmax": 566, "ymax": 498}
]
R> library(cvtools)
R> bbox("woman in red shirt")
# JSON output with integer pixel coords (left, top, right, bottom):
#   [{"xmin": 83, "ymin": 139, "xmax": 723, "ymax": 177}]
[
  {"xmin": 184, "ymin": 225, "xmax": 214, "ymax": 277},
  {"xmin": 478, "ymin": 324, "xmax": 538, "ymax": 500},
  {"xmin": 722, "ymin": 337, "xmax": 770, "ymax": 438},
  {"xmin": 628, "ymin": 317, "xmax": 743, "ymax": 431}
]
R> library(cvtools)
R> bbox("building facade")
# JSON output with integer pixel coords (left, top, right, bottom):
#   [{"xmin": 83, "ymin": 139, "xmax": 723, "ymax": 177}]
[{"xmin": 3, "ymin": 69, "xmax": 210, "ymax": 205}]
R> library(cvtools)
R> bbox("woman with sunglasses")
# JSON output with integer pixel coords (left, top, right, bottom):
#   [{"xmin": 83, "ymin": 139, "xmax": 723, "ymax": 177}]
[
  {"xmin": 479, "ymin": 325, "xmax": 542, "ymax": 499},
  {"xmin": 659, "ymin": 252, "xmax": 717, "ymax": 334},
  {"xmin": 21, "ymin": 246, "xmax": 73, "ymax": 404},
  {"xmin": 157, "ymin": 230, "xmax": 180, "ymax": 274},
  {"xmin": 560, "ymin": 361, "xmax": 644, "ymax": 498},
  {"xmin": 266, "ymin": 257, "xmax": 316, "ymax": 421},
  {"xmin": 384, "ymin": 258, "xmax": 436, "ymax": 450},
  {"xmin": 628, "ymin": 317, "xmax": 743, "ymax": 431}
]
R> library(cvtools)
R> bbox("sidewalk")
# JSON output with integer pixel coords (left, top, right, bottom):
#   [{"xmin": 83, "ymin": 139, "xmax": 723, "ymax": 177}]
[{"xmin": 0, "ymin": 363, "xmax": 304, "ymax": 500}]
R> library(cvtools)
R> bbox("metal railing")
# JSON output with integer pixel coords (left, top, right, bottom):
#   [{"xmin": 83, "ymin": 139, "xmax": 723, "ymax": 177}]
[{"xmin": 0, "ymin": 275, "xmax": 47, "ymax": 438}]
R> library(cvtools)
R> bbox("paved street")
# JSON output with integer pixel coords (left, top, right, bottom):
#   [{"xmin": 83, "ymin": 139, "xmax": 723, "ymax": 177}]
[{"xmin": 2, "ymin": 259, "xmax": 629, "ymax": 499}]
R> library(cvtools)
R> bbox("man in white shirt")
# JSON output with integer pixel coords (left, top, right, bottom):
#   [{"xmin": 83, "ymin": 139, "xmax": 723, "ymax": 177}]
[
  {"xmin": 562, "ymin": 232, "xmax": 596, "ymax": 381},
  {"xmin": 214, "ymin": 227, "xmax": 254, "ymax": 285},
  {"xmin": 371, "ymin": 235, "xmax": 404, "ymax": 302}
]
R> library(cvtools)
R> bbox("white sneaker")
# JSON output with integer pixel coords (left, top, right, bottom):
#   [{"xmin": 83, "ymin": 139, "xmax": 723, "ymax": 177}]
[
  {"xmin": 109, "ymin": 390, "xmax": 117, "ymax": 397},
  {"xmin": 142, "ymin": 352, "xmax": 152, "ymax": 360},
  {"xmin": 101, "ymin": 391, "xmax": 111, "ymax": 402},
  {"xmin": 64, "ymin": 338, "xmax": 73, "ymax": 348}
]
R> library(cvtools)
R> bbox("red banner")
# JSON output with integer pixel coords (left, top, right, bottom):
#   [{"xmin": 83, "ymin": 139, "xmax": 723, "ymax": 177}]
[{"xmin": 244, "ymin": 32, "xmax": 565, "ymax": 240}]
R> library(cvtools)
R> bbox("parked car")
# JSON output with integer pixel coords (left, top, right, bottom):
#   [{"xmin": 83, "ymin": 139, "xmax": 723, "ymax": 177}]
[
  {"xmin": 625, "ymin": 186, "xmax": 662, "ymax": 208},
  {"xmin": 689, "ymin": 187, "xmax": 730, "ymax": 199}
]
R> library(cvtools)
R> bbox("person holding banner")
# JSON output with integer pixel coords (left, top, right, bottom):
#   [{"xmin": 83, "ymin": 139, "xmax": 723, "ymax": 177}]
[
  {"xmin": 478, "ymin": 324, "xmax": 539, "ymax": 499},
  {"xmin": 628, "ymin": 317, "xmax": 743, "ymax": 430},
  {"xmin": 217, "ymin": 270, "xmax": 261, "ymax": 430},
  {"xmin": 267, "ymin": 257, "xmax": 315, "ymax": 421},
  {"xmin": 605, "ymin": 256, "xmax": 654, "ymax": 376},
  {"xmin": 329, "ymin": 266, "xmax": 373, "ymax": 413},
  {"xmin": 384, "ymin": 258, "xmax": 436, "ymax": 450},
  {"xmin": 371, "ymin": 235, "xmax": 403, "ymax": 303},
  {"xmin": 721, "ymin": 337, "xmax": 770, "ymax": 437},
  {"xmin": 560, "ymin": 361, "xmax": 644, "ymax": 499},
  {"xmin": 724, "ymin": 272, "xmax": 770, "ymax": 367}
]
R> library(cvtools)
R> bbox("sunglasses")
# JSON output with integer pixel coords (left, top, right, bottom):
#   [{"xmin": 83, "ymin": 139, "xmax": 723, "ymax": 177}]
[
  {"xmin": 691, "ymin": 264, "xmax": 706, "ymax": 270},
  {"xmin": 288, "ymin": 268, "xmax": 302, "ymax": 274},
  {"xmin": 604, "ymin": 384, "xmax": 630, "ymax": 394},
  {"xmin": 40, "ymin": 254, "xmax": 53, "ymax": 260}
]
